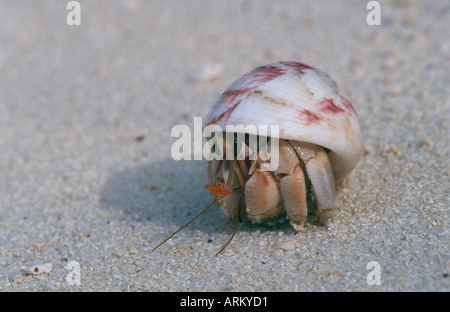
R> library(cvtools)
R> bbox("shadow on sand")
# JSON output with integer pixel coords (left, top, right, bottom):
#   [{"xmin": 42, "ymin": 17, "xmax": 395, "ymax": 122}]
[{"xmin": 99, "ymin": 158, "xmax": 295, "ymax": 240}]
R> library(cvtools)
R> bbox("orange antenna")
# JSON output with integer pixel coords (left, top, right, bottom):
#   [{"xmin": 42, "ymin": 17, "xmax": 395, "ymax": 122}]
[{"xmin": 205, "ymin": 184, "xmax": 230, "ymax": 196}]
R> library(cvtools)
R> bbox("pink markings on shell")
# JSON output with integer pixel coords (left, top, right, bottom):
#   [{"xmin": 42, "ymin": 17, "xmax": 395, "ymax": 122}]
[
  {"xmin": 278, "ymin": 61, "xmax": 313, "ymax": 72},
  {"xmin": 250, "ymin": 65, "xmax": 287, "ymax": 85},
  {"xmin": 299, "ymin": 109, "xmax": 321, "ymax": 125},
  {"xmin": 318, "ymin": 98, "xmax": 345, "ymax": 114},
  {"xmin": 208, "ymin": 63, "xmax": 290, "ymax": 125},
  {"xmin": 207, "ymin": 62, "xmax": 316, "ymax": 126},
  {"xmin": 341, "ymin": 96, "xmax": 357, "ymax": 115},
  {"xmin": 207, "ymin": 99, "xmax": 242, "ymax": 126},
  {"xmin": 220, "ymin": 88, "xmax": 254, "ymax": 104}
]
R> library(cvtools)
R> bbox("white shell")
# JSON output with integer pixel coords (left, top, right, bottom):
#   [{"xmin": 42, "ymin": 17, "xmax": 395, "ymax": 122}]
[
  {"xmin": 204, "ymin": 61, "xmax": 363, "ymax": 180},
  {"xmin": 20, "ymin": 262, "xmax": 53, "ymax": 275}
]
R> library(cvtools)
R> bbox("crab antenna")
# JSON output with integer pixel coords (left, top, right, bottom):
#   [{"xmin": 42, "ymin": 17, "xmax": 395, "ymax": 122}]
[
  {"xmin": 215, "ymin": 193, "xmax": 243, "ymax": 256},
  {"xmin": 152, "ymin": 195, "xmax": 226, "ymax": 252}
]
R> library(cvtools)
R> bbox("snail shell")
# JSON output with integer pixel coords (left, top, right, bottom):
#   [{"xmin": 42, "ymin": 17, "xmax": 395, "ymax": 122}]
[
  {"xmin": 204, "ymin": 61, "xmax": 363, "ymax": 181},
  {"xmin": 20, "ymin": 262, "xmax": 53, "ymax": 275}
]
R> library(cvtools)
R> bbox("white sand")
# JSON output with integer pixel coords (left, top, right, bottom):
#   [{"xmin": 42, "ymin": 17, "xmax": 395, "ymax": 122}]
[{"xmin": 0, "ymin": 0, "xmax": 448, "ymax": 291}]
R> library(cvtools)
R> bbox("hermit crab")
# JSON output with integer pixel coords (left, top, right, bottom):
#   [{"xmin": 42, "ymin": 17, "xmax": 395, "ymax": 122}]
[{"xmin": 153, "ymin": 61, "xmax": 363, "ymax": 255}]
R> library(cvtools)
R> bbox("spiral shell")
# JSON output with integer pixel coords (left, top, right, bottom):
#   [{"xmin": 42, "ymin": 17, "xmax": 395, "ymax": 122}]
[{"xmin": 204, "ymin": 61, "xmax": 363, "ymax": 180}]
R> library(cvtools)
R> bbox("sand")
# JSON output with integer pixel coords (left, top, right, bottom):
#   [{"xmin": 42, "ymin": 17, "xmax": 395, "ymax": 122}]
[{"xmin": 0, "ymin": 0, "xmax": 448, "ymax": 291}]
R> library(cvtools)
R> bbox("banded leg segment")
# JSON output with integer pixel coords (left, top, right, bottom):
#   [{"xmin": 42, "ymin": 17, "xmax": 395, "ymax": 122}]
[
  {"xmin": 275, "ymin": 140, "xmax": 308, "ymax": 229},
  {"xmin": 244, "ymin": 169, "xmax": 283, "ymax": 223},
  {"xmin": 290, "ymin": 141, "xmax": 337, "ymax": 223},
  {"xmin": 279, "ymin": 165, "xmax": 307, "ymax": 229}
]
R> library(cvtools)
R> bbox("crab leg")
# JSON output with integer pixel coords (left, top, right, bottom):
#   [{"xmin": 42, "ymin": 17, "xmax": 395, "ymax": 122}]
[
  {"xmin": 279, "ymin": 165, "xmax": 307, "ymax": 230},
  {"xmin": 245, "ymin": 169, "xmax": 283, "ymax": 223},
  {"xmin": 290, "ymin": 141, "xmax": 337, "ymax": 223},
  {"xmin": 275, "ymin": 140, "xmax": 308, "ymax": 229}
]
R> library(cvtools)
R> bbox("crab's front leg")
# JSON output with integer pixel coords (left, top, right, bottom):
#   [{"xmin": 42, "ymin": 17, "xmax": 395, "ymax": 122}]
[
  {"xmin": 244, "ymin": 169, "xmax": 283, "ymax": 223},
  {"xmin": 275, "ymin": 140, "xmax": 308, "ymax": 230},
  {"xmin": 290, "ymin": 141, "xmax": 337, "ymax": 223}
]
